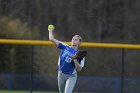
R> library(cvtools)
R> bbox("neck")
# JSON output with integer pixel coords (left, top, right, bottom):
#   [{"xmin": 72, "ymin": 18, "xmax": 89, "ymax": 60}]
[{"xmin": 71, "ymin": 45, "xmax": 78, "ymax": 50}]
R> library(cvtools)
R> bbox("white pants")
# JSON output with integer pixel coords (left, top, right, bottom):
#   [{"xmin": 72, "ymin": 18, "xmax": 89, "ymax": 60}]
[{"xmin": 58, "ymin": 71, "xmax": 77, "ymax": 93}]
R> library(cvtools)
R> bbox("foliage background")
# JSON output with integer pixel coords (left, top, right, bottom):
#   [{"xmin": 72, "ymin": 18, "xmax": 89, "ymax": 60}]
[{"xmin": 0, "ymin": 0, "xmax": 140, "ymax": 78}]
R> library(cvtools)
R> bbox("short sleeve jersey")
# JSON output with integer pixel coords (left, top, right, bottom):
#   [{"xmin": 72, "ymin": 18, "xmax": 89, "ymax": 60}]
[{"xmin": 57, "ymin": 42, "xmax": 85, "ymax": 74}]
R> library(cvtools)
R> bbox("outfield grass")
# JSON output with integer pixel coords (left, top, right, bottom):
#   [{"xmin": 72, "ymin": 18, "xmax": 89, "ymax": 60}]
[
  {"xmin": 0, "ymin": 90, "xmax": 58, "ymax": 93},
  {"xmin": 0, "ymin": 90, "xmax": 90, "ymax": 93}
]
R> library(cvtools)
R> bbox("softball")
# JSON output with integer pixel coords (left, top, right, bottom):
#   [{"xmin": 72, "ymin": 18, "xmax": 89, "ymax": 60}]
[{"xmin": 48, "ymin": 25, "xmax": 55, "ymax": 30}]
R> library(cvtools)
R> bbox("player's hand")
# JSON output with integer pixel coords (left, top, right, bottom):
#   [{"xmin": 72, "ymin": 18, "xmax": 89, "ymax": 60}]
[{"xmin": 72, "ymin": 50, "xmax": 87, "ymax": 61}]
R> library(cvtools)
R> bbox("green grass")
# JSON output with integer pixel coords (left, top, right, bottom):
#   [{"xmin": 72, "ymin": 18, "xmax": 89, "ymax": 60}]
[
  {"xmin": 0, "ymin": 90, "xmax": 58, "ymax": 93},
  {"xmin": 0, "ymin": 90, "xmax": 90, "ymax": 93}
]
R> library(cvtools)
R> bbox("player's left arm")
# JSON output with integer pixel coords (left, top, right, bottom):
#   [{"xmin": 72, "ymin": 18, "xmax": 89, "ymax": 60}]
[{"xmin": 73, "ymin": 59, "xmax": 83, "ymax": 71}]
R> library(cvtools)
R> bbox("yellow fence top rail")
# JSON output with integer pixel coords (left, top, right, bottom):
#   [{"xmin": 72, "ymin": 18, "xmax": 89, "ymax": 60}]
[{"xmin": 0, "ymin": 39, "xmax": 140, "ymax": 49}]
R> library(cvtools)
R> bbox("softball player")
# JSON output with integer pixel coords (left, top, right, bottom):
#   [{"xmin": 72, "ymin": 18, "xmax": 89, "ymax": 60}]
[{"xmin": 48, "ymin": 25, "xmax": 85, "ymax": 93}]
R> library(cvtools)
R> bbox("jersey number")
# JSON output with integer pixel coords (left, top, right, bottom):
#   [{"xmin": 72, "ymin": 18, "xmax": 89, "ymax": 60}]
[{"xmin": 65, "ymin": 56, "xmax": 72, "ymax": 63}]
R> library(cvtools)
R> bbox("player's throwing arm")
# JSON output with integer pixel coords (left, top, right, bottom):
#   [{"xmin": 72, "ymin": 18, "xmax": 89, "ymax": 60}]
[{"xmin": 48, "ymin": 25, "xmax": 59, "ymax": 45}]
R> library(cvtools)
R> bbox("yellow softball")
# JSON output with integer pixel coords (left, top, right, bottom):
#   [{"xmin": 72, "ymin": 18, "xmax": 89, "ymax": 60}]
[{"xmin": 48, "ymin": 25, "xmax": 55, "ymax": 30}]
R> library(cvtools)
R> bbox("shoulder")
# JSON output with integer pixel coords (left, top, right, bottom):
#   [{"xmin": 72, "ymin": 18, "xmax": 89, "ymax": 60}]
[
  {"xmin": 58, "ymin": 42, "xmax": 69, "ymax": 49},
  {"xmin": 59, "ymin": 42, "xmax": 68, "ymax": 46}
]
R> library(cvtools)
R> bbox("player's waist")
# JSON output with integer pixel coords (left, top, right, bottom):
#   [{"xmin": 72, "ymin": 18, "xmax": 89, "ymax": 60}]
[{"xmin": 58, "ymin": 69, "xmax": 77, "ymax": 75}]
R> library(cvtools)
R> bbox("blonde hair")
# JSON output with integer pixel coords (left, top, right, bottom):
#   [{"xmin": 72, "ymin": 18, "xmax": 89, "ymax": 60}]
[{"xmin": 74, "ymin": 35, "xmax": 82, "ymax": 42}]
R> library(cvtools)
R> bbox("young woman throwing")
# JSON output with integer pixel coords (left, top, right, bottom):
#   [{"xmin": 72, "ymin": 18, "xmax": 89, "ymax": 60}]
[{"xmin": 48, "ymin": 25, "xmax": 86, "ymax": 93}]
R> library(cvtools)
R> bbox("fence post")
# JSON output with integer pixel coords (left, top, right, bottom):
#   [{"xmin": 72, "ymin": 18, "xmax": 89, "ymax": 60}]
[
  {"xmin": 30, "ymin": 45, "xmax": 34, "ymax": 93},
  {"xmin": 121, "ymin": 49, "xmax": 125, "ymax": 93}
]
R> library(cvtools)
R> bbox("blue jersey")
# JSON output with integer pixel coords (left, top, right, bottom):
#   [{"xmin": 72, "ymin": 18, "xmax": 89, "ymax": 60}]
[{"xmin": 57, "ymin": 42, "xmax": 85, "ymax": 74}]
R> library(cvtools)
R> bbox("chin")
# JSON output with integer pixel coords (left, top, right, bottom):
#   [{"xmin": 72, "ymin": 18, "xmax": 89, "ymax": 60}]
[
  {"xmin": 72, "ymin": 43, "xmax": 78, "ymax": 46},
  {"xmin": 73, "ymin": 44, "xmax": 77, "ymax": 47}
]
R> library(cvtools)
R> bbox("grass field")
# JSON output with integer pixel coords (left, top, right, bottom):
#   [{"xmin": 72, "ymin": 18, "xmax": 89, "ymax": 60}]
[
  {"xmin": 0, "ymin": 90, "xmax": 90, "ymax": 93},
  {"xmin": 0, "ymin": 90, "xmax": 91, "ymax": 93},
  {"xmin": 0, "ymin": 90, "xmax": 58, "ymax": 93}
]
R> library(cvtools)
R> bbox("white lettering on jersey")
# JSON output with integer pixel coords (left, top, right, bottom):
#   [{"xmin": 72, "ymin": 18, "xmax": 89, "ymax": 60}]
[
  {"xmin": 65, "ymin": 56, "xmax": 72, "ymax": 63},
  {"xmin": 63, "ymin": 49, "xmax": 74, "ymax": 63}
]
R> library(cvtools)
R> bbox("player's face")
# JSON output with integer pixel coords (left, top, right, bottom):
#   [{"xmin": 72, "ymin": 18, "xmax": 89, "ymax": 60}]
[{"xmin": 71, "ymin": 36, "xmax": 80, "ymax": 46}]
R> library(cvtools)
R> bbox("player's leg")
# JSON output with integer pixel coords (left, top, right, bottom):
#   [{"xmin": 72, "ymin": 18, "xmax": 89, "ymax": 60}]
[
  {"xmin": 64, "ymin": 74, "xmax": 77, "ymax": 93},
  {"xmin": 58, "ymin": 71, "xmax": 66, "ymax": 93}
]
